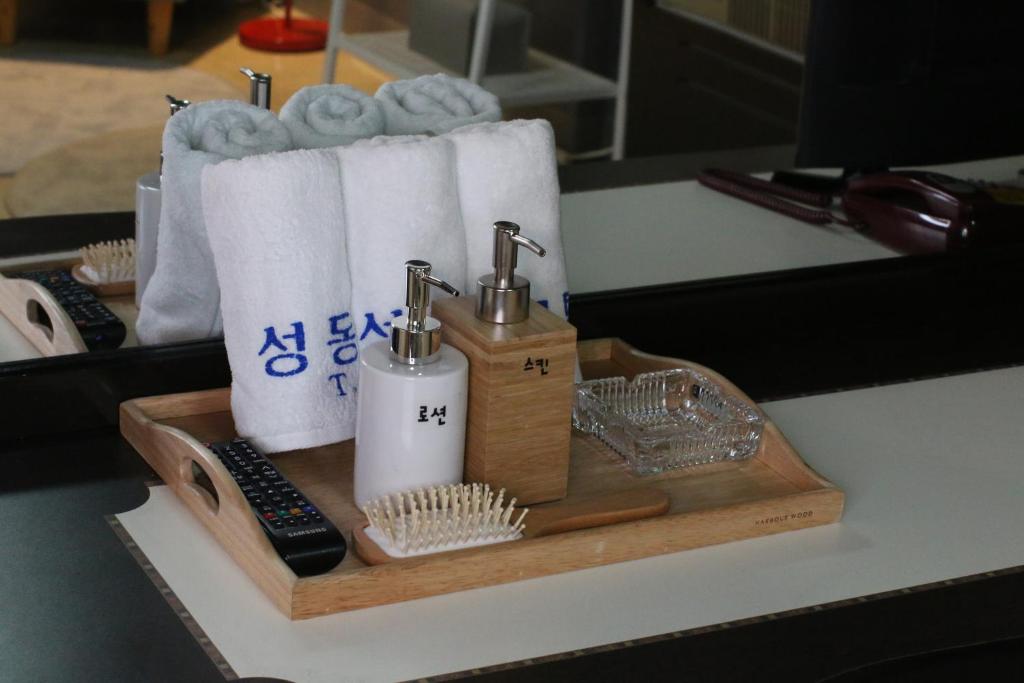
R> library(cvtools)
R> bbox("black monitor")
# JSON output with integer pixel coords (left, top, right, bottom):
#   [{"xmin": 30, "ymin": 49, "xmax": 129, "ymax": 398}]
[{"xmin": 795, "ymin": 1, "xmax": 1024, "ymax": 173}]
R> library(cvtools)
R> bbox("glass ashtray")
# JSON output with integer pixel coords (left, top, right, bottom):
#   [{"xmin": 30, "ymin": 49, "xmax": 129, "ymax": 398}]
[{"xmin": 573, "ymin": 369, "xmax": 765, "ymax": 475}]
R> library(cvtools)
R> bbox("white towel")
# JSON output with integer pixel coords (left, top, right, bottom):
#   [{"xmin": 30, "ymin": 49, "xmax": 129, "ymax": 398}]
[
  {"xmin": 280, "ymin": 84, "xmax": 385, "ymax": 149},
  {"xmin": 375, "ymin": 74, "xmax": 502, "ymax": 136},
  {"xmin": 136, "ymin": 100, "xmax": 292, "ymax": 345},
  {"xmin": 446, "ymin": 119, "xmax": 570, "ymax": 319},
  {"xmin": 338, "ymin": 135, "xmax": 468, "ymax": 360},
  {"xmin": 202, "ymin": 148, "xmax": 357, "ymax": 453}
]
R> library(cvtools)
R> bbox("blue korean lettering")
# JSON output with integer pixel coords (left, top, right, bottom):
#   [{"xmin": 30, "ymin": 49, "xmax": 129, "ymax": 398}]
[
  {"xmin": 327, "ymin": 312, "xmax": 358, "ymax": 366},
  {"xmin": 259, "ymin": 322, "xmax": 307, "ymax": 377},
  {"xmin": 359, "ymin": 308, "xmax": 402, "ymax": 341}
]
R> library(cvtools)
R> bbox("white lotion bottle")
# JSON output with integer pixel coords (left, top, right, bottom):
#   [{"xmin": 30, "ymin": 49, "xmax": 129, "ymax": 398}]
[
  {"xmin": 353, "ymin": 260, "xmax": 469, "ymax": 508},
  {"xmin": 135, "ymin": 94, "xmax": 190, "ymax": 308}
]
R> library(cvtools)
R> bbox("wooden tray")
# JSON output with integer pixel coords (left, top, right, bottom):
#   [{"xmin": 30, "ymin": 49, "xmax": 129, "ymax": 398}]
[
  {"xmin": 0, "ymin": 256, "xmax": 137, "ymax": 356},
  {"xmin": 119, "ymin": 338, "xmax": 844, "ymax": 620}
]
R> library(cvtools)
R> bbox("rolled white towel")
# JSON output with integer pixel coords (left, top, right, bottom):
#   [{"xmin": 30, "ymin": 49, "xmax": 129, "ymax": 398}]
[
  {"xmin": 337, "ymin": 135, "xmax": 468, "ymax": 362},
  {"xmin": 202, "ymin": 148, "xmax": 357, "ymax": 453},
  {"xmin": 446, "ymin": 119, "xmax": 570, "ymax": 319},
  {"xmin": 375, "ymin": 73, "xmax": 501, "ymax": 136},
  {"xmin": 280, "ymin": 84, "xmax": 385, "ymax": 149},
  {"xmin": 137, "ymin": 100, "xmax": 292, "ymax": 345}
]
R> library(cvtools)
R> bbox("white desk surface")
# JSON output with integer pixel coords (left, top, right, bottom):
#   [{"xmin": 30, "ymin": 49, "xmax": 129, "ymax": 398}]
[
  {"xmin": 4, "ymin": 154, "xmax": 1022, "ymax": 361},
  {"xmin": 117, "ymin": 365, "xmax": 1024, "ymax": 683},
  {"xmin": 561, "ymin": 154, "xmax": 1024, "ymax": 294}
]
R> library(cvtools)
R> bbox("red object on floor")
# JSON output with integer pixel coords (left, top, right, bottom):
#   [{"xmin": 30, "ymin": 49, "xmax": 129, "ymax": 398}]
[{"xmin": 239, "ymin": 0, "xmax": 328, "ymax": 52}]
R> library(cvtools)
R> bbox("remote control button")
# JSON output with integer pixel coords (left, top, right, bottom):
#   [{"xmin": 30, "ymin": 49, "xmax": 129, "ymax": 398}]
[
  {"xmin": 262, "ymin": 512, "xmax": 277, "ymax": 520},
  {"xmin": 297, "ymin": 516, "xmax": 310, "ymax": 525},
  {"xmin": 285, "ymin": 518, "xmax": 297, "ymax": 527},
  {"xmin": 293, "ymin": 499, "xmax": 308, "ymax": 507},
  {"xmin": 311, "ymin": 513, "xmax": 323, "ymax": 522},
  {"xmin": 270, "ymin": 520, "xmax": 284, "ymax": 529},
  {"xmin": 302, "ymin": 505, "xmax": 315, "ymax": 513},
  {"xmin": 289, "ymin": 507, "xmax": 302, "ymax": 516}
]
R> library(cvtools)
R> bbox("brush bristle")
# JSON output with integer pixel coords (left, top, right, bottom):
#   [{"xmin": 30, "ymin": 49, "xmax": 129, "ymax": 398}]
[
  {"xmin": 361, "ymin": 483, "xmax": 528, "ymax": 558},
  {"xmin": 79, "ymin": 238, "xmax": 135, "ymax": 284}
]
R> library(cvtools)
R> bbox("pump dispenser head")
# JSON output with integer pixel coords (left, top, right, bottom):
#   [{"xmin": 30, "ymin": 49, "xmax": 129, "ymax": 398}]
[
  {"xmin": 391, "ymin": 260, "xmax": 460, "ymax": 364},
  {"xmin": 165, "ymin": 94, "xmax": 191, "ymax": 116},
  {"xmin": 476, "ymin": 221, "xmax": 546, "ymax": 324},
  {"xmin": 239, "ymin": 67, "xmax": 272, "ymax": 109},
  {"xmin": 161, "ymin": 95, "xmax": 191, "ymax": 174}
]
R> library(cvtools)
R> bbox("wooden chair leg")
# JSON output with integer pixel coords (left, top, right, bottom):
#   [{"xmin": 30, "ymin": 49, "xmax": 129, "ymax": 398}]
[
  {"xmin": 147, "ymin": 0, "xmax": 174, "ymax": 56},
  {"xmin": 0, "ymin": 0, "xmax": 17, "ymax": 47}
]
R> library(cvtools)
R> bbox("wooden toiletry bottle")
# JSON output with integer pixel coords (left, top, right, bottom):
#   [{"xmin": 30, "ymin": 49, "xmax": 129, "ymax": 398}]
[{"xmin": 432, "ymin": 221, "xmax": 577, "ymax": 505}]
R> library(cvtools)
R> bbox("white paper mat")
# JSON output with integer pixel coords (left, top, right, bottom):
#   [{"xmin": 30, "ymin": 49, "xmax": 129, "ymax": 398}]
[{"xmin": 117, "ymin": 366, "xmax": 1024, "ymax": 682}]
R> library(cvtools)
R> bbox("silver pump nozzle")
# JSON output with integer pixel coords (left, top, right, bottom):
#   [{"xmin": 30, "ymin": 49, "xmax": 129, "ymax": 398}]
[
  {"xmin": 476, "ymin": 221, "xmax": 546, "ymax": 324},
  {"xmin": 166, "ymin": 94, "xmax": 191, "ymax": 116},
  {"xmin": 239, "ymin": 67, "xmax": 272, "ymax": 109},
  {"xmin": 391, "ymin": 260, "xmax": 460, "ymax": 364},
  {"xmin": 161, "ymin": 95, "xmax": 191, "ymax": 174}
]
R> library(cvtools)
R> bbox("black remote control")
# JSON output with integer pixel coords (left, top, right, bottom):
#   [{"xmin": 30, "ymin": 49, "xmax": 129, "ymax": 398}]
[
  {"xmin": 11, "ymin": 269, "xmax": 126, "ymax": 351},
  {"xmin": 205, "ymin": 438, "xmax": 347, "ymax": 577}
]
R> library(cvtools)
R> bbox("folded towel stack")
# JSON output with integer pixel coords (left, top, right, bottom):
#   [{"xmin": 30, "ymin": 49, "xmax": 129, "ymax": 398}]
[
  {"xmin": 193, "ymin": 77, "xmax": 567, "ymax": 453},
  {"xmin": 201, "ymin": 118, "xmax": 565, "ymax": 451},
  {"xmin": 448, "ymin": 119, "xmax": 569, "ymax": 319},
  {"xmin": 376, "ymin": 73, "xmax": 502, "ymax": 135},
  {"xmin": 339, "ymin": 135, "xmax": 468, "ymax": 361},
  {"xmin": 138, "ymin": 76, "xmax": 502, "ymax": 348},
  {"xmin": 280, "ymin": 84, "xmax": 385, "ymax": 149},
  {"xmin": 137, "ymin": 100, "xmax": 292, "ymax": 345},
  {"xmin": 202, "ymin": 149, "xmax": 356, "ymax": 453}
]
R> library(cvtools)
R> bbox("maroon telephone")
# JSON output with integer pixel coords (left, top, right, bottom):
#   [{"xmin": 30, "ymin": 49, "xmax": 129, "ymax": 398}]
[{"xmin": 842, "ymin": 171, "xmax": 1024, "ymax": 253}]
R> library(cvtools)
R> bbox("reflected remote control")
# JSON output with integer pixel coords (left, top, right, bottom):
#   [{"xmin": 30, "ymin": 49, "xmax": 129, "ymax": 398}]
[
  {"xmin": 11, "ymin": 269, "xmax": 126, "ymax": 351},
  {"xmin": 205, "ymin": 438, "xmax": 347, "ymax": 577}
]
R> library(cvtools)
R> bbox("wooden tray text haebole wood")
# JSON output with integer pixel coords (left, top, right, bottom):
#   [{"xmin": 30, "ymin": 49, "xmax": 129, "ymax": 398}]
[{"xmin": 119, "ymin": 338, "xmax": 844, "ymax": 619}]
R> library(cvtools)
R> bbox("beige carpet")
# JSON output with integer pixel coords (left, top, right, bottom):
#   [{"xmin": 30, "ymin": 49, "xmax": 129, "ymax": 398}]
[
  {"xmin": 0, "ymin": 0, "xmax": 398, "ymax": 218},
  {"xmin": 5, "ymin": 126, "xmax": 162, "ymax": 217},
  {"xmin": 0, "ymin": 44, "xmax": 244, "ymax": 174}
]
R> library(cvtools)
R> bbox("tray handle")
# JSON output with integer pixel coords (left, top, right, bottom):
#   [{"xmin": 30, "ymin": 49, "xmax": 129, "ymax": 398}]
[
  {"xmin": 177, "ymin": 430, "xmax": 251, "ymax": 520},
  {"xmin": 140, "ymin": 417, "xmax": 266, "ymax": 543},
  {"xmin": 0, "ymin": 274, "xmax": 88, "ymax": 355},
  {"xmin": 120, "ymin": 399, "xmax": 298, "ymax": 594}
]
